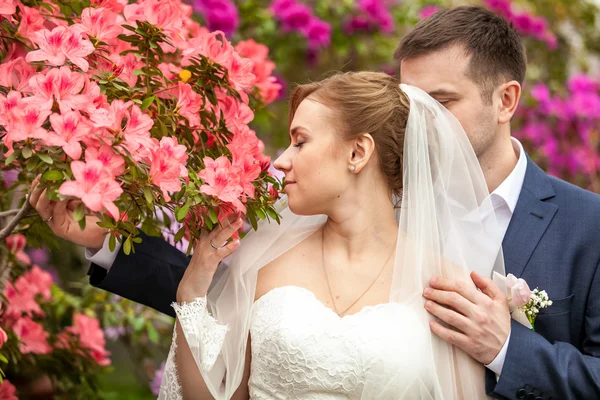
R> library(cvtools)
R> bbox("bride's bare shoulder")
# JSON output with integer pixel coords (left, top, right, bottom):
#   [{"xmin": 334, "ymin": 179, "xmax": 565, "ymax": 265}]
[{"xmin": 254, "ymin": 230, "xmax": 321, "ymax": 301}]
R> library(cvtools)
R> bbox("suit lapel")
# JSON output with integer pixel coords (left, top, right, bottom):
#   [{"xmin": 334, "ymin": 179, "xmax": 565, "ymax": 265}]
[{"xmin": 502, "ymin": 158, "xmax": 558, "ymax": 277}]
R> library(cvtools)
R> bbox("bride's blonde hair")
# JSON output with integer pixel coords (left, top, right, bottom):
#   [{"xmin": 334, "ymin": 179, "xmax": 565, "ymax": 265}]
[{"xmin": 288, "ymin": 71, "xmax": 410, "ymax": 197}]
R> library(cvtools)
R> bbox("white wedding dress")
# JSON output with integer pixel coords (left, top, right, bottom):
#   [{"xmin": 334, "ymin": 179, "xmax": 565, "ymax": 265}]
[{"xmin": 159, "ymin": 285, "xmax": 435, "ymax": 399}]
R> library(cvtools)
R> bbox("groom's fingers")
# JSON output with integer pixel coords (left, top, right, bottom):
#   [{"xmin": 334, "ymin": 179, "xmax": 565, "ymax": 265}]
[
  {"xmin": 428, "ymin": 276, "xmax": 482, "ymax": 304},
  {"xmin": 422, "ymin": 287, "xmax": 475, "ymax": 317},
  {"xmin": 471, "ymin": 271, "xmax": 505, "ymax": 301},
  {"xmin": 424, "ymin": 300, "xmax": 471, "ymax": 332},
  {"xmin": 429, "ymin": 319, "xmax": 469, "ymax": 349}
]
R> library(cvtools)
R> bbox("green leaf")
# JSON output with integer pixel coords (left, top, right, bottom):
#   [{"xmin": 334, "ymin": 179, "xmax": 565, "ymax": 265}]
[
  {"xmin": 78, "ymin": 216, "xmax": 86, "ymax": 231},
  {"xmin": 208, "ymin": 208, "xmax": 219, "ymax": 224},
  {"xmin": 247, "ymin": 212, "xmax": 258, "ymax": 231},
  {"xmin": 133, "ymin": 69, "xmax": 145, "ymax": 76},
  {"xmin": 42, "ymin": 170, "xmax": 63, "ymax": 181},
  {"xmin": 141, "ymin": 96, "xmax": 155, "ymax": 110},
  {"xmin": 4, "ymin": 150, "xmax": 19, "ymax": 165},
  {"xmin": 0, "ymin": 354, "xmax": 8, "ymax": 364},
  {"xmin": 255, "ymin": 208, "xmax": 266, "ymax": 220},
  {"xmin": 131, "ymin": 316, "xmax": 144, "ymax": 331},
  {"xmin": 266, "ymin": 207, "xmax": 280, "ymax": 222},
  {"xmin": 73, "ymin": 202, "xmax": 85, "ymax": 222},
  {"xmin": 26, "ymin": 157, "xmax": 39, "ymax": 172},
  {"xmin": 108, "ymin": 234, "xmax": 116, "ymax": 252},
  {"xmin": 146, "ymin": 323, "xmax": 159, "ymax": 343},
  {"xmin": 143, "ymin": 187, "xmax": 154, "ymax": 205},
  {"xmin": 123, "ymin": 236, "xmax": 132, "ymax": 255},
  {"xmin": 22, "ymin": 147, "xmax": 32, "ymax": 159},
  {"xmin": 37, "ymin": 153, "xmax": 53, "ymax": 164},
  {"xmin": 176, "ymin": 205, "xmax": 189, "ymax": 222},
  {"xmin": 174, "ymin": 226, "xmax": 186, "ymax": 243}
]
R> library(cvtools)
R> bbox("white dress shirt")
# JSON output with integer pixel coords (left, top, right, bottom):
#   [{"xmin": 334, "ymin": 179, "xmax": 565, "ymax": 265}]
[
  {"xmin": 86, "ymin": 138, "xmax": 528, "ymax": 376},
  {"xmin": 484, "ymin": 137, "xmax": 528, "ymax": 375}
]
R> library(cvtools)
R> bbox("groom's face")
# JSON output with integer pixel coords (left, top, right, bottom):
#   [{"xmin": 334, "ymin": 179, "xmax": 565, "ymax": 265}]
[{"xmin": 399, "ymin": 45, "xmax": 498, "ymax": 158}]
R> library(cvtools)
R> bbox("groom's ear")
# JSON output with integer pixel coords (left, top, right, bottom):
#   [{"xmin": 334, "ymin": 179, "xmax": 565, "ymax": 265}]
[
  {"xmin": 497, "ymin": 81, "xmax": 521, "ymax": 124},
  {"xmin": 349, "ymin": 133, "xmax": 375, "ymax": 173}
]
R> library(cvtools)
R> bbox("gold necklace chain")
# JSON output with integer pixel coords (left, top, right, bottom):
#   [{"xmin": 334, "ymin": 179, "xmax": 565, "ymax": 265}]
[{"xmin": 320, "ymin": 228, "xmax": 396, "ymax": 317}]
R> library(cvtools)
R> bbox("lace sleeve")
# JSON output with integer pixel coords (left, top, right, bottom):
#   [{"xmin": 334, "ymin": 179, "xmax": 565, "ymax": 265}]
[{"xmin": 158, "ymin": 297, "xmax": 229, "ymax": 400}]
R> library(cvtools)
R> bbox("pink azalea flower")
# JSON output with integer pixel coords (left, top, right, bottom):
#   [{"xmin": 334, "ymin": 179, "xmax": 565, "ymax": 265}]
[
  {"xmin": 124, "ymin": 0, "xmax": 183, "ymax": 52},
  {"xmin": 80, "ymin": 7, "xmax": 123, "ymax": 42},
  {"xmin": 27, "ymin": 66, "xmax": 89, "ymax": 113},
  {"xmin": 13, "ymin": 316, "xmax": 52, "ymax": 354},
  {"xmin": 0, "ymin": 90, "xmax": 23, "ymax": 127},
  {"xmin": 0, "ymin": 0, "xmax": 16, "ymax": 19},
  {"xmin": 213, "ymin": 88, "xmax": 254, "ymax": 133},
  {"xmin": 58, "ymin": 160, "xmax": 123, "ymax": 218},
  {"xmin": 199, "ymin": 156, "xmax": 245, "ymax": 213},
  {"xmin": 149, "ymin": 137, "xmax": 188, "ymax": 201},
  {"xmin": 0, "ymin": 380, "xmax": 18, "ymax": 400},
  {"xmin": 89, "ymin": 99, "xmax": 132, "ymax": 131},
  {"xmin": 85, "ymin": 145, "xmax": 125, "ymax": 177},
  {"xmin": 16, "ymin": 5, "xmax": 45, "ymax": 43},
  {"xmin": 90, "ymin": 0, "xmax": 127, "ymax": 13},
  {"xmin": 0, "ymin": 327, "xmax": 8, "ymax": 349},
  {"xmin": 26, "ymin": 25, "xmax": 95, "ymax": 72},
  {"xmin": 0, "ymin": 56, "xmax": 36, "ymax": 92},
  {"xmin": 175, "ymin": 82, "xmax": 203, "ymax": 126},
  {"xmin": 23, "ymin": 265, "xmax": 54, "ymax": 301},
  {"xmin": 46, "ymin": 111, "xmax": 90, "ymax": 159},
  {"xmin": 122, "ymin": 104, "xmax": 155, "ymax": 157},
  {"xmin": 5, "ymin": 234, "xmax": 30, "ymax": 265},
  {"xmin": 66, "ymin": 313, "xmax": 111, "ymax": 366},
  {"xmin": 4, "ymin": 278, "xmax": 44, "ymax": 319},
  {"xmin": 227, "ymin": 53, "xmax": 256, "ymax": 100},
  {"xmin": 6, "ymin": 105, "xmax": 51, "ymax": 150}
]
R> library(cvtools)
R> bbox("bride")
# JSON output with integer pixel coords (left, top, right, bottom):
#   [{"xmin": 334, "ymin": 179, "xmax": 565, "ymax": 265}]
[{"xmin": 159, "ymin": 71, "xmax": 505, "ymax": 399}]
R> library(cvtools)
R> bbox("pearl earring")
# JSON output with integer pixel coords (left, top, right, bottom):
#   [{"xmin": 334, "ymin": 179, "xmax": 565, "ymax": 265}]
[{"xmin": 348, "ymin": 165, "xmax": 356, "ymax": 172}]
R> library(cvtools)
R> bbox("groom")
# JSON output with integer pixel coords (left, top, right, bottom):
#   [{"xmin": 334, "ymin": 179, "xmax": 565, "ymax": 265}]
[{"xmin": 32, "ymin": 5, "xmax": 600, "ymax": 400}]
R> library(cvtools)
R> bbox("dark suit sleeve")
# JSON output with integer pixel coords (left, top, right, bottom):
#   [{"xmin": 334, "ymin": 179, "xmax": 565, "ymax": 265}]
[
  {"xmin": 87, "ymin": 232, "xmax": 189, "ymax": 317},
  {"xmin": 487, "ymin": 261, "xmax": 600, "ymax": 400}
]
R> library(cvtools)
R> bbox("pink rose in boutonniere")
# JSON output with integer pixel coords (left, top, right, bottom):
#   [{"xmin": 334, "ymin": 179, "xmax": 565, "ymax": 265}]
[{"xmin": 493, "ymin": 272, "xmax": 553, "ymax": 331}]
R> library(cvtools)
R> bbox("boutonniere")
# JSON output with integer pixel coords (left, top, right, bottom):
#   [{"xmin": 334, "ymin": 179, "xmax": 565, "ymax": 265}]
[{"xmin": 493, "ymin": 272, "xmax": 553, "ymax": 331}]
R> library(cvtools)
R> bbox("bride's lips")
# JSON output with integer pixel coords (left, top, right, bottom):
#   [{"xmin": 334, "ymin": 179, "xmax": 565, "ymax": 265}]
[{"xmin": 284, "ymin": 181, "xmax": 296, "ymax": 192}]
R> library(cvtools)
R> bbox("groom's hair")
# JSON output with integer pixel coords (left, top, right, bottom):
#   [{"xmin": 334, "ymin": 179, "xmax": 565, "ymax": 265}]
[{"xmin": 394, "ymin": 6, "xmax": 527, "ymax": 103}]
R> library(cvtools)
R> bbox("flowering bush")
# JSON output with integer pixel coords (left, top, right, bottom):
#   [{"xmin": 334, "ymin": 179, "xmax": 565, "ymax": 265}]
[
  {"xmin": 0, "ymin": 0, "xmax": 283, "ymax": 248},
  {"xmin": 514, "ymin": 74, "xmax": 600, "ymax": 192},
  {"xmin": 0, "ymin": 235, "xmax": 110, "ymax": 398}
]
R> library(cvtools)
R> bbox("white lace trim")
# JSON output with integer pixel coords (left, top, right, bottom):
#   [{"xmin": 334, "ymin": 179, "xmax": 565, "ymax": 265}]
[{"xmin": 158, "ymin": 297, "xmax": 229, "ymax": 399}]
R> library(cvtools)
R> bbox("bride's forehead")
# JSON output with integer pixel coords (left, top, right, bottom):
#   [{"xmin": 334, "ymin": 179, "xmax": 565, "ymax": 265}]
[{"xmin": 292, "ymin": 99, "xmax": 338, "ymax": 128}]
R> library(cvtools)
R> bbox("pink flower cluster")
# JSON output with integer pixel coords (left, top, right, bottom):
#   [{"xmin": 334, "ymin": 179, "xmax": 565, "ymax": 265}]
[
  {"xmin": 0, "ymin": 380, "xmax": 17, "ymax": 400},
  {"xmin": 345, "ymin": 0, "xmax": 394, "ymax": 35},
  {"xmin": 514, "ymin": 74, "xmax": 600, "ymax": 188},
  {"xmin": 484, "ymin": 0, "xmax": 557, "ymax": 48},
  {"xmin": 0, "ymin": 0, "xmax": 280, "ymax": 219},
  {"xmin": 2, "ymin": 235, "xmax": 111, "ymax": 365},
  {"xmin": 58, "ymin": 313, "xmax": 111, "ymax": 366},
  {"xmin": 235, "ymin": 40, "xmax": 282, "ymax": 103},
  {"xmin": 270, "ymin": 0, "xmax": 332, "ymax": 49}
]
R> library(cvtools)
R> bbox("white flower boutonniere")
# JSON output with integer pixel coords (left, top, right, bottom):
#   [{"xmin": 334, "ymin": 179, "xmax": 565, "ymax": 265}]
[{"xmin": 493, "ymin": 272, "xmax": 553, "ymax": 331}]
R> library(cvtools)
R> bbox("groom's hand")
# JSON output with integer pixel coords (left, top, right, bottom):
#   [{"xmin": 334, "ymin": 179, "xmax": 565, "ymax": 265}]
[{"xmin": 422, "ymin": 271, "xmax": 511, "ymax": 365}]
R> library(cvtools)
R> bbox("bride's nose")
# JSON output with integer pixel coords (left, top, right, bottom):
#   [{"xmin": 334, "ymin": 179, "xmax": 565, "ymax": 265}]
[{"xmin": 273, "ymin": 147, "xmax": 293, "ymax": 172}]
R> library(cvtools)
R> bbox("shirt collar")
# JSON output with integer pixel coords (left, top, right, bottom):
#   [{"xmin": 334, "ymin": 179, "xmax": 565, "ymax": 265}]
[{"xmin": 490, "ymin": 138, "xmax": 527, "ymax": 214}]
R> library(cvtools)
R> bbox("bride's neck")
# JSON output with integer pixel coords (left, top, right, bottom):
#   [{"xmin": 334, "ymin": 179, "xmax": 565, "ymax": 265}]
[{"xmin": 323, "ymin": 191, "xmax": 398, "ymax": 260}]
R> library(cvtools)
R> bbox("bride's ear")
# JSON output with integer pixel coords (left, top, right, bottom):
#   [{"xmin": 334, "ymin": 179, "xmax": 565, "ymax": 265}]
[{"xmin": 348, "ymin": 133, "xmax": 375, "ymax": 173}]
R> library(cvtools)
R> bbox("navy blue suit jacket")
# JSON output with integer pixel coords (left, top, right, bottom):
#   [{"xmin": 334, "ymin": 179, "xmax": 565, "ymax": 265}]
[{"xmin": 89, "ymin": 158, "xmax": 600, "ymax": 399}]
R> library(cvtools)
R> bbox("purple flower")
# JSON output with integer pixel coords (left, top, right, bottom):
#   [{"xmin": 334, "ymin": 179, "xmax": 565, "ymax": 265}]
[
  {"xmin": 269, "ymin": 0, "xmax": 295, "ymax": 15},
  {"xmin": 303, "ymin": 18, "xmax": 331, "ymax": 49},
  {"xmin": 419, "ymin": 5, "xmax": 441, "ymax": 20},
  {"xmin": 194, "ymin": 0, "xmax": 239, "ymax": 37},
  {"xmin": 279, "ymin": 3, "xmax": 312, "ymax": 31},
  {"xmin": 2, "ymin": 169, "xmax": 18, "ymax": 187},
  {"xmin": 484, "ymin": 0, "xmax": 513, "ymax": 18},
  {"xmin": 568, "ymin": 74, "xmax": 598, "ymax": 94},
  {"xmin": 151, "ymin": 362, "xmax": 166, "ymax": 396},
  {"xmin": 104, "ymin": 326, "xmax": 126, "ymax": 340},
  {"xmin": 512, "ymin": 13, "xmax": 534, "ymax": 34},
  {"xmin": 343, "ymin": 16, "xmax": 373, "ymax": 35},
  {"xmin": 28, "ymin": 247, "xmax": 50, "ymax": 266}
]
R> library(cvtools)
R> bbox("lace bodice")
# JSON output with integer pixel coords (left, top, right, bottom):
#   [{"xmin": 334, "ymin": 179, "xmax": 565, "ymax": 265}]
[{"xmin": 159, "ymin": 286, "xmax": 435, "ymax": 399}]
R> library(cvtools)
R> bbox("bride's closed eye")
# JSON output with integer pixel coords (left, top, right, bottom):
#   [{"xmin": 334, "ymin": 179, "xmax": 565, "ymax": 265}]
[{"xmin": 293, "ymin": 142, "xmax": 305, "ymax": 148}]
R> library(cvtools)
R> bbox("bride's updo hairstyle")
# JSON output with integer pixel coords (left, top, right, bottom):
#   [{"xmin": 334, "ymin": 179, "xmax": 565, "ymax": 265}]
[{"xmin": 288, "ymin": 71, "xmax": 410, "ymax": 197}]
